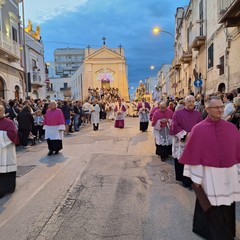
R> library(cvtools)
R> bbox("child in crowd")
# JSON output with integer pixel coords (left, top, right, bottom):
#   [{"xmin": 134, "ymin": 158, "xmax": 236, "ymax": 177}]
[{"xmin": 32, "ymin": 110, "xmax": 44, "ymax": 142}]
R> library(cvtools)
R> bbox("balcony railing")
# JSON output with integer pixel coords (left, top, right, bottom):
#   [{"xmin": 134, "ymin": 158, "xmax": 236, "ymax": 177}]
[
  {"xmin": 30, "ymin": 71, "xmax": 44, "ymax": 87},
  {"xmin": 190, "ymin": 36, "xmax": 206, "ymax": 51},
  {"xmin": 60, "ymin": 87, "xmax": 71, "ymax": 97},
  {"xmin": 179, "ymin": 50, "xmax": 192, "ymax": 64},
  {"xmin": 0, "ymin": 31, "xmax": 20, "ymax": 61},
  {"xmin": 218, "ymin": 0, "xmax": 240, "ymax": 27},
  {"xmin": 172, "ymin": 59, "xmax": 181, "ymax": 70}
]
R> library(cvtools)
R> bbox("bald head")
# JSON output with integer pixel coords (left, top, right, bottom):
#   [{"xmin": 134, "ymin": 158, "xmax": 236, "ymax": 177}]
[
  {"xmin": 185, "ymin": 95, "xmax": 195, "ymax": 110},
  {"xmin": 185, "ymin": 95, "xmax": 195, "ymax": 103},
  {"xmin": 159, "ymin": 101, "xmax": 167, "ymax": 112}
]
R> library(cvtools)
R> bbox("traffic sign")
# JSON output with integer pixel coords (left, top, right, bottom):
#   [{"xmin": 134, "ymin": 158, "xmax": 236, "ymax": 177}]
[{"xmin": 194, "ymin": 79, "xmax": 203, "ymax": 88}]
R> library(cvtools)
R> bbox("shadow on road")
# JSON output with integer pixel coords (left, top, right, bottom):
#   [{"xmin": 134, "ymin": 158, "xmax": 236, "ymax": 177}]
[{"xmin": 39, "ymin": 154, "xmax": 68, "ymax": 167}]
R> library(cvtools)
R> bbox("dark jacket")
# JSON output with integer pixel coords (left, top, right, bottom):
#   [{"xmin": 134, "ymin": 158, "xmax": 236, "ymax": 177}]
[
  {"xmin": 61, "ymin": 105, "xmax": 72, "ymax": 120},
  {"xmin": 17, "ymin": 108, "xmax": 34, "ymax": 130}
]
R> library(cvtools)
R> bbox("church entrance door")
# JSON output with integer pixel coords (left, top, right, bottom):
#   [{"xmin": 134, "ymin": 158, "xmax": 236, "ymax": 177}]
[{"xmin": 101, "ymin": 80, "xmax": 110, "ymax": 89}]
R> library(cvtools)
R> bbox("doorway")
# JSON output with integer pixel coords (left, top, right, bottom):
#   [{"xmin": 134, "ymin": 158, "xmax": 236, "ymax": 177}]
[
  {"xmin": 14, "ymin": 85, "xmax": 20, "ymax": 100},
  {"xmin": 218, "ymin": 83, "xmax": 226, "ymax": 93},
  {"xmin": 101, "ymin": 80, "xmax": 110, "ymax": 89},
  {"xmin": 0, "ymin": 77, "xmax": 5, "ymax": 100}
]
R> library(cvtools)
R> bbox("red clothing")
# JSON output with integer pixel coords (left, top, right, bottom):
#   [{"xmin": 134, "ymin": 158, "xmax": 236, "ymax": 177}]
[
  {"xmin": 0, "ymin": 117, "xmax": 18, "ymax": 144},
  {"xmin": 180, "ymin": 117, "xmax": 240, "ymax": 167},
  {"xmin": 152, "ymin": 108, "xmax": 173, "ymax": 128},
  {"xmin": 43, "ymin": 108, "xmax": 65, "ymax": 126},
  {"xmin": 170, "ymin": 108, "xmax": 202, "ymax": 135},
  {"xmin": 149, "ymin": 106, "xmax": 158, "ymax": 121}
]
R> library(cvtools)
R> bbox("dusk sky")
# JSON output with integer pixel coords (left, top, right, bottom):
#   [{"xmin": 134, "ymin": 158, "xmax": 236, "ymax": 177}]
[{"xmin": 22, "ymin": 0, "xmax": 189, "ymax": 95}]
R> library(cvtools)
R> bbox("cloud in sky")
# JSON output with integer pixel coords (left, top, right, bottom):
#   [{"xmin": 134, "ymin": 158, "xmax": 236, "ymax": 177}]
[
  {"xmin": 23, "ymin": 0, "xmax": 189, "ymax": 90},
  {"xmin": 23, "ymin": 0, "xmax": 88, "ymax": 24}
]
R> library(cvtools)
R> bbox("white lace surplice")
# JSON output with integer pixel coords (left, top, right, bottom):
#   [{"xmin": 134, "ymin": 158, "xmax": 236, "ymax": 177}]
[
  {"xmin": 172, "ymin": 130, "xmax": 187, "ymax": 159},
  {"xmin": 0, "ymin": 130, "xmax": 17, "ymax": 173},
  {"xmin": 43, "ymin": 124, "xmax": 65, "ymax": 140},
  {"xmin": 153, "ymin": 128, "xmax": 172, "ymax": 146},
  {"xmin": 184, "ymin": 164, "xmax": 240, "ymax": 206}
]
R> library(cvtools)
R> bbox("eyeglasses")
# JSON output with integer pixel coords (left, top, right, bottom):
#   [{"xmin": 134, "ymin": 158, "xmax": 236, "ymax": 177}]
[{"xmin": 207, "ymin": 105, "xmax": 225, "ymax": 110}]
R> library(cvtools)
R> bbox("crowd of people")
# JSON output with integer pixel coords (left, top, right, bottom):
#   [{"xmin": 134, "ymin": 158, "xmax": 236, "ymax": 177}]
[
  {"xmin": 0, "ymin": 86, "xmax": 240, "ymax": 239},
  {"xmin": 144, "ymin": 88, "xmax": 240, "ymax": 240}
]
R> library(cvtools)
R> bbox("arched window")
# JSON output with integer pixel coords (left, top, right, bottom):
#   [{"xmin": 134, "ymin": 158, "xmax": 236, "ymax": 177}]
[
  {"xmin": 218, "ymin": 83, "xmax": 226, "ymax": 93},
  {"xmin": 0, "ymin": 77, "xmax": 5, "ymax": 100},
  {"xmin": 15, "ymin": 85, "xmax": 20, "ymax": 100}
]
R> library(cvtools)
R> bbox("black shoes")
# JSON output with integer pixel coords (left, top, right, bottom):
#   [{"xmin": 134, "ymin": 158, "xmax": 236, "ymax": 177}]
[{"xmin": 47, "ymin": 150, "xmax": 53, "ymax": 156}]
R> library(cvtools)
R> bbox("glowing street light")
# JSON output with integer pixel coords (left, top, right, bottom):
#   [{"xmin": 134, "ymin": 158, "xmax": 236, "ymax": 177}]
[
  {"xmin": 152, "ymin": 27, "xmax": 174, "ymax": 39},
  {"xmin": 150, "ymin": 65, "xmax": 155, "ymax": 70}
]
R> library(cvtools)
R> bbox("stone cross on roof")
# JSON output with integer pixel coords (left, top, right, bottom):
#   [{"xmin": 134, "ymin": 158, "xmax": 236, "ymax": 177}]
[{"xmin": 102, "ymin": 37, "xmax": 106, "ymax": 45}]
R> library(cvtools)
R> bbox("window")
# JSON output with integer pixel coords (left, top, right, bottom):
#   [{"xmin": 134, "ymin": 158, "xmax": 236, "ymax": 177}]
[
  {"xmin": 208, "ymin": 43, "xmax": 214, "ymax": 69},
  {"xmin": 32, "ymin": 59, "xmax": 37, "ymax": 70},
  {"xmin": 219, "ymin": 56, "xmax": 224, "ymax": 75},
  {"xmin": 199, "ymin": 0, "xmax": 204, "ymax": 36},
  {"xmin": 12, "ymin": 26, "xmax": 18, "ymax": 42},
  {"xmin": 64, "ymin": 83, "xmax": 68, "ymax": 89}
]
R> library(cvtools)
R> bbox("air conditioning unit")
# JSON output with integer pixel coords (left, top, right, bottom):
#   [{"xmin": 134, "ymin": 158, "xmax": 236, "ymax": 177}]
[{"xmin": 216, "ymin": 64, "xmax": 222, "ymax": 69}]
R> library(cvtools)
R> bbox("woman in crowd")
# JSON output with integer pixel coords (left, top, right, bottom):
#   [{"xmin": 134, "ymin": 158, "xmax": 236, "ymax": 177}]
[
  {"xmin": 17, "ymin": 105, "xmax": 34, "ymax": 148},
  {"xmin": 229, "ymin": 96, "xmax": 240, "ymax": 130},
  {"xmin": 0, "ymin": 104, "xmax": 18, "ymax": 198}
]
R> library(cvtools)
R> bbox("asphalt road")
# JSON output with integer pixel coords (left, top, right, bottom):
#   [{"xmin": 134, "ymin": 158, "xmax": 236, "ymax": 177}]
[{"xmin": 0, "ymin": 117, "xmax": 239, "ymax": 240}]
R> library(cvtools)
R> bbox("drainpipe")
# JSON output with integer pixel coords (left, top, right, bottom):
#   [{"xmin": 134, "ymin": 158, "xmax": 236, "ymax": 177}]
[{"xmin": 204, "ymin": 0, "xmax": 207, "ymax": 95}]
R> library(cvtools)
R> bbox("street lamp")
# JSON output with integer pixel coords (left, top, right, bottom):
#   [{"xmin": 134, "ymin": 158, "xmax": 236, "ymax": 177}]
[
  {"xmin": 152, "ymin": 27, "xmax": 174, "ymax": 39},
  {"xmin": 150, "ymin": 65, "xmax": 155, "ymax": 70},
  {"xmin": 21, "ymin": 0, "xmax": 28, "ymax": 97}
]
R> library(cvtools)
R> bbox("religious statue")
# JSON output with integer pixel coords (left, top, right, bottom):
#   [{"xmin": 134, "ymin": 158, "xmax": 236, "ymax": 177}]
[
  {"xmin": 25, "ymin": 19, "xmax": 32, "ymax": 33},
  {"xmin": 136, "ymin": 82, "xmax": 146, "ymax": 99},
  {"xmin": 32, "ymin": 25, "xmax": 41, "ymax": 41}
]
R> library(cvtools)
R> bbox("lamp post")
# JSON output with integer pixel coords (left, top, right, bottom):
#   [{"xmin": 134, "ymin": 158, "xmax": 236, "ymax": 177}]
[
  {"xmin": 152, "ymin": 27, "xmax": 176, "ymax": 98},
  {"xmin": 152, "ymin": 27, "xmax": 174, "ymax": 39},
  {"xmin": 21, "ymin": 0, "xmax": 28, "ymax": 98}
]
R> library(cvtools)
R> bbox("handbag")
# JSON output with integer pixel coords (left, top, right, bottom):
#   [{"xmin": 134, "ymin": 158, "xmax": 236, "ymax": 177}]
[{"xmin": 13, "ymin": 118, "xmax": 19, "ymax": 130}]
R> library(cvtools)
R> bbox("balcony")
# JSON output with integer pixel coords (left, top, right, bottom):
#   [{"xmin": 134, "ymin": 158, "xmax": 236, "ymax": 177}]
[
  {"xmin": 30, "ymin": 71, "xmax": 44, "ymax": 88},
  {"xmin": 0, "ymin": 31, "xmax": 20, "ymax": 62},
  {"xmin": 190, "ymin": 36, "xmax": 206, "ymax": 51},
  {"xmin": 180, "ymin": 51, "xmax": 192, "ymax": 64},
  {"xmin": 60, "ymin": 87, "xmax": 71, "ymax": 97},
  {"xmin": 218, "ymin": 0, "xmax": 240, "ymax": 27},
  {"xmin": 172, "ymin": 59, "xmax": 181, "ymax": 70}
]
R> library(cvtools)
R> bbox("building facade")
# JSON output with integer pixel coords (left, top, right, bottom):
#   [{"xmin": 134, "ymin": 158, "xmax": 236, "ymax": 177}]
[
  {"xmin": 25, "ymin": 29, "xmax": 46, "ymax": 99},
  {"xmin": 157, "ymin": 64, "xmax": 172, "ymax": 100},
  {"xmin": 0, "ymin": 0, "xmax": 23, "ymax": 101},
  {"xmin": 54, "ymin": 48, "xmax": 85, "ymax": 78},
  {"xmin": 46, "ymin": 77, "xmax": 71, "ymax": 100},
  {"xmin": 170, "ymin": 0, "xmax": 240, "ymax": 98},
  {"xmin": 71, "ymin": 45, "xmax": 129, "ymax": 100}
]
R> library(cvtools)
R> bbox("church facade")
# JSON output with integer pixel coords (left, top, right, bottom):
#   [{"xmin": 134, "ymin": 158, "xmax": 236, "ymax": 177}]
[{"xmin": 71, "ymin": 44, "xmax": 129, "ymax": 101}]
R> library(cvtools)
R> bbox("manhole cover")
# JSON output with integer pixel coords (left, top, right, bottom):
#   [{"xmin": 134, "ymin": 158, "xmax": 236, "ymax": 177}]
[
  {"xmin": 161, "ymin": 169, "xmax": 176, "ymax": 184},
  {"xmin": 17, "ymin": 165, "xmax": 36, "ymax": 177}
]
